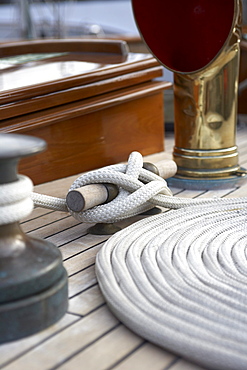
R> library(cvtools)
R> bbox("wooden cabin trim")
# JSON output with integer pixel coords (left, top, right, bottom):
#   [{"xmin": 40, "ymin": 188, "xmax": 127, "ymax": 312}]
[
  {"xmin": 0, "ymin": 80, "xmax": 170, "ymax": 134},
  {"xmin": 0, "ymin": 67, "xmax": 168, "ymax": 120}
]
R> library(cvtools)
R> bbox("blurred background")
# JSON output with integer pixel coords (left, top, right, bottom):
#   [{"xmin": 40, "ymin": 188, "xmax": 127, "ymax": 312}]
[
  {"xmin": 1, "ymin": 1, "xmax": 246, "ymax": 45},
  {"xmin": 1, "ymin": 0, "xmax": 247, "ymax": 126},
  {"xmin": 0, "ymin": 0, "xmax": 139, "ymax": 41}
]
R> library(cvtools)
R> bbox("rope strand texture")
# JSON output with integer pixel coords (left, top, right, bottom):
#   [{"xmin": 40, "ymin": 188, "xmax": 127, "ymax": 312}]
[
  {"xmin": 0, "ymin": 175, "xmax": 33, "ymax": 225},
  {"xmin": 31, "ymin": 151, "xmax": 247, "ymax": 223},
  {"xmin": 96, "ymin": 204, "xmax": 247, "ymax": 370},
  {"xmin": 3, "ymin": 152, "xmax": 247, "ymax": 368}
]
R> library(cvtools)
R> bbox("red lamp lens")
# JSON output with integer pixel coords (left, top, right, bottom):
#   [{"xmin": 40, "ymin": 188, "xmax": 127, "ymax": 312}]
[{"xmin": 132, "ymin": 0, "xmax": 235, "ymax": 73}]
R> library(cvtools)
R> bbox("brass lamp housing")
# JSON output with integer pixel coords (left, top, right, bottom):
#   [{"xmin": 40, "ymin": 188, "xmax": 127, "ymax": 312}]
[
  {"xmin": 132, "ymin": 0, "xmax": 246, "ymax": 189},
  {"xmin": 173, "ymin": 1, "xmax": 242, "ymax": 180}
]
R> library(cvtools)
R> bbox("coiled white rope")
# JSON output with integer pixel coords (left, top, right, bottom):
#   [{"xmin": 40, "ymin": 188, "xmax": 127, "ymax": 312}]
[
  {"xmin": 0, "ymin": 175, "xmax": 33, "ymax": 225},
  {"xmin": 96, "ymin": 204, "xmax": 247, "ymax": 370},
  {"xmin": 1, "ymin": 151, "xmax": 247, "ymax": 368}
]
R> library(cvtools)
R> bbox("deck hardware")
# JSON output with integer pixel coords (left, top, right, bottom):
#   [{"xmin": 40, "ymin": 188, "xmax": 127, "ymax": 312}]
[
  {"xmin": 132, "ymin": 0, "xmax": 247, "ymax": 189},
  {"xmin": 85, "ymin": 162, "xmax": 164, "ymax": 235},
  {"xmin": 87, "ymin": 223, "xmax": 122, "ymax": 235},
  {"xmin": 31, "ymin": 150, "xmax": 247, "ymax": 227},
  {"xmin": 66, "ymin": 183, "xmax": 119, "ymax": 213},
  {"xmin": 0, "ymin": 133, "xmax": 68, "ymax": 344},
  {"xmin": 65, "ymin": 156, "xmax": 175, "ymax": 234}
]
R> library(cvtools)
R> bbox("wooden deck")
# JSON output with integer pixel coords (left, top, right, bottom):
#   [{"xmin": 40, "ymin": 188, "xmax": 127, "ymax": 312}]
[{"xmin": 1, "ymin": 124, "xmax": 247, "ymax": 370}]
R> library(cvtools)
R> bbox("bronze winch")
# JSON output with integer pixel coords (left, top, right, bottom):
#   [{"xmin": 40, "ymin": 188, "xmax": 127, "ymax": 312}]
[
  {"xmin": 132, "ymin": 0, "xmax": 247, "ymax": 189},
  {"xmin": 0, "ymin": 134, "xmax": 68, "ymax": 343}
]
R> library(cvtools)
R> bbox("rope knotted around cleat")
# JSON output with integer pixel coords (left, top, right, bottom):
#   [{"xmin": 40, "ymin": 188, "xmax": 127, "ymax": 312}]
[
  {"xmin": 67, "ymin": 151, "xmax": 173, "ymax": 223},
  {"xmin": 31, "ymin": 151, "xmax": 247, "ymax": 224},
  {"xmin": 31, "ymin": 151, "xmax": 173, "ymax": 223}
]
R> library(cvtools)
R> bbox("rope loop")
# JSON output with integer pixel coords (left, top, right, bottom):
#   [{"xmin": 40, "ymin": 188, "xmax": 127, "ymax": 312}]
[
  {"xmin": 0, "ymin": 175, "xmax": 33, "ymax": 225},
  {"xmin": 68, "ymin": 151, "xmax": 173, "ymax": 223},
  {"xmin": 31, "ymin": 151, "xmax": 247, "ymax": 224}
]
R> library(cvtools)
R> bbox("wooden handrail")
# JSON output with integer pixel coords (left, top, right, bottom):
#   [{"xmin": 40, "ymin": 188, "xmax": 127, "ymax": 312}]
[{"xmin": 0, "ymin": 39, "xmax": 129, "ymax": 58}]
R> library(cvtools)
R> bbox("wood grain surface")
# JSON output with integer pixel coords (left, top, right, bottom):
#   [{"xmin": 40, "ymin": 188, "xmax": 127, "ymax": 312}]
[{"xmin": 0, "ymin": 48, "xmax": 171, "ymax": 184}]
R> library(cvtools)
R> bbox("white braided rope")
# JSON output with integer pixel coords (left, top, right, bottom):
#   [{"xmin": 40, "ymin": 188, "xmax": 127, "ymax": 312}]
[
  {"xmin": 96, "ymin": 204, "xmax": 247, "ymax": 370},
  {"xmin": 32, "ymin": 151, "xmax": 174, "ymax": 222},
  {"xmin": 2, "ymin": 153, "xmax": 247, "ymax": 368},
  {"xmin": 31, "ymin": 151, "xmax": 247, "ymax": 223},
  {"xmin": 0, "ymin": 175, "xmax": 33, "ymax": 225},
  {"xmin": 31, "ymin": 192, "xmax": 67, "ymax": 212},
  {"xmin": 68, "ymin": 151, "xmax": 180, "ymax": 223}
]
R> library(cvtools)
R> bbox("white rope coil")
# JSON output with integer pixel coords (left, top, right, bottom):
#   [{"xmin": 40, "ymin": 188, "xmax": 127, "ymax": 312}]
[
  {"xmin": 0, "ymin": 175, "xmax": 33, "ymax": 225},
  {"xmin": 2, "ymin": 152, "xmax": 247, "ymax": 368},
  {"xmin": 96, "ymin": 204, "xmax": 247, "ymax": 370}
]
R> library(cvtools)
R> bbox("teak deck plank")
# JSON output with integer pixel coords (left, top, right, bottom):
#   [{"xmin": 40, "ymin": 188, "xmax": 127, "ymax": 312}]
[
  {"xmin": 21, "ymin": 211, "xmax": 72, "ymax": 233},
  {"xmin": 26, "ymin": 216, "xmax": 80, "ymax": 239},
  {"xmin": 0, "ymin": 314, "xmax": 79, "ymax": 368},
  {"xmin": 2, "ymin": 307, "xmax": 119, "ymax": 370},
  {"xmin": 1, "ymin": 125, "xmax": 247, "ymax": 370},
  {"xmin": 68, "ymin": 285, "xmax": 105, "ymax": 316},
  {"xmin": 68, "ymin": 265, "xmax": 98, "ymax": 298},
  {"xmin": 59, "ymin": 325, "xmax": 144, "ymax": 370},
  {"xmin": 59, "ymin": 234, "xmax": 109, "ymax": 260},
  {"xmin": 113, "ymin": 342, "xmax": 176, "ymax": 370},
  {"xmin": 63, "ymin": 243, "xmax": 103, "ymax": 276}
]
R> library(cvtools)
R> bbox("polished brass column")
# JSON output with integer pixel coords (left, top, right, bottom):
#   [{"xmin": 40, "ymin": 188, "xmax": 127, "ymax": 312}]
[{"xmin": 173, "ymin": 39, "xmax": 240, "ymax": 178}]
